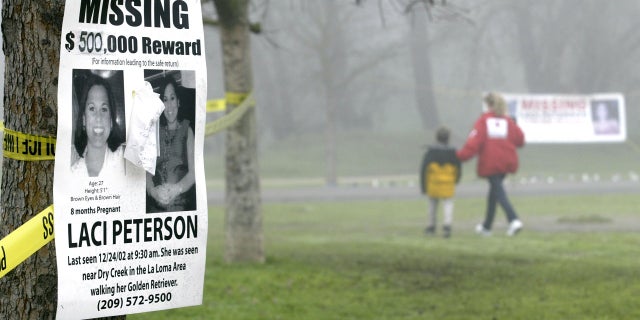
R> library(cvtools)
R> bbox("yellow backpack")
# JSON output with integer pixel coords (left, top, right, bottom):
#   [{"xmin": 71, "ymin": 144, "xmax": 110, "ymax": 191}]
[{"xmin": 426, "ymin": 163, "xmax": 457, "ymax": 198}]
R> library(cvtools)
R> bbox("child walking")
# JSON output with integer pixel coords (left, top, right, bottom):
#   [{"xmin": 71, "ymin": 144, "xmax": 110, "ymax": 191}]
[{"xmin": 419, "ymin": 127, "xmax": 462, "ymax": 238}]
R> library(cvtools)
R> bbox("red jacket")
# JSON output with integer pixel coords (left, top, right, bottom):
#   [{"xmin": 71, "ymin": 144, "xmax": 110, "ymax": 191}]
[{"xmin": 457, "ymin": 111, "xmax": 525, "ymax": 177}]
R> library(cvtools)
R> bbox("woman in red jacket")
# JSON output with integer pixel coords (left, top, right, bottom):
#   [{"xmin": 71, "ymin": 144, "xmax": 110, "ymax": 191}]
[{"xmin": 457, "ymin": 93, "xmax": 525, "ymax": 236}]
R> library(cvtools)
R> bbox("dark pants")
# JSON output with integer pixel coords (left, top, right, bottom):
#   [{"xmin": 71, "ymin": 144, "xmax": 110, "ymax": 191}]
[{"xmin": 482, "ymin": 174, "xmax": 518, "ymax": 230}]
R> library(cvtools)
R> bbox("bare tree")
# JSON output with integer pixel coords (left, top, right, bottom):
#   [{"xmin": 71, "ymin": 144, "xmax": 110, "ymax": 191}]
[
  {"xmin": 318, "ymin": 1, "xmax": 348, "ymax": 187},
  {"xmin": 504, "ymin": 0, "xmax": 640, "ymax": 138},
  {"xmin": 409, "ymin": 8, "xmax": 440, "ymax": 130},
  {"xmin": 273, "ymin": 0, "xmax": 402, "ymax": 185},
  {"xmin": 213, "ymin": 0, "xmax": 264, "ymax": 263}
]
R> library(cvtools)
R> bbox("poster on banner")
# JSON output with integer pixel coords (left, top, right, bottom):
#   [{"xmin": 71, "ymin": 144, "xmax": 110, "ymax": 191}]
[
  {"xmin": 53, "ymin": 1, "xmax": 208, "ymax": 318},
  {"xmin": 496, "ymin": 93, "xmax": 626, "ymax": 143}
]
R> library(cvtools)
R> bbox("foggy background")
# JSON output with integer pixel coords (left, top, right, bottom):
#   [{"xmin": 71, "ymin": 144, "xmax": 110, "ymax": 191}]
[
  {"xmin": 3, "ymin": 0, "xmax": 640, "ymax": 187},
  {"xmin": 203, "ymin": 0, "xmax": 640, "ymax": 187}
]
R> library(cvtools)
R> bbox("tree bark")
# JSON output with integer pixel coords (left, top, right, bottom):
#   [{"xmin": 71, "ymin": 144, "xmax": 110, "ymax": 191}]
[
  {"xmin": 0, "ymin": 2, "xmax": 126, "ymax": 319},
  {"xmin": 214, "ymin": 0, "xmax": 264, "ymax": 263},
  {"xmin": 0, "ymin": 2, "xmax": 63, "ymax": 318}
]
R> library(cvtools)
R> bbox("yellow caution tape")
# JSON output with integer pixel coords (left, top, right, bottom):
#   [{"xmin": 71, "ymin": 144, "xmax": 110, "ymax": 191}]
[
  {"xmin": 0, "ymin": 205, "xmax": 55, "ymax": 278},
  {"xmin": 206, "ymin": 99, "xmax": 226, "ymax": 113},
  {"xmin": 206, "ymin": 92, "xmax": 252, "ymax": 113},
  {"xmin": 205, "ymin": 92, "xmax": 255, "ymax": 137},
  {"xmin": 3, "ymin": 127, "xmax": 56, "ymax": 161},
  {"xmin": 225, "ymin": 92, "xmax": 250, "ymax": 106}
]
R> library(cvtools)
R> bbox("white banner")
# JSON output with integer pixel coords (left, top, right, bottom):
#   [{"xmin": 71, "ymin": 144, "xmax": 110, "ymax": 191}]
[
  {"xmin": 499, "ymin": 93, "xmax": 626, "ymax": 143},
  {"xmin": 54, "ymin": 1, "xmax": 208, "ymax": 318}
]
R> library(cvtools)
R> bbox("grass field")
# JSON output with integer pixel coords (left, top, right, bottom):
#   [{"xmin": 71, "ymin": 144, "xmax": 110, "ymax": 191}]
[
  {"xmin": 131, "ymin": 193, "xmax": 640, "ymax": 320},
  {"xmin": 204, "ymin": 131, "xmax": 640, "ymax": 184}
]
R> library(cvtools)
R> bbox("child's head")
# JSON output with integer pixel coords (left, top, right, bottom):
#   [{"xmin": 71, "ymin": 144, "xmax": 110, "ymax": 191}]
[{"xmin": 436, "ymin": 127, "xmax": 450, "ymax": 145}]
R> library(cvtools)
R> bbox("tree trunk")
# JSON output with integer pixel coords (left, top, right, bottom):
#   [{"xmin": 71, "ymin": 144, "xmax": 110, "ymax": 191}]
[
  {"xmin": 0, "ymin": 2, "xmax": 126, "ymax": 319},
  {"xmin": 409, "ymin": 10, "xmax": 440, "ymax": 130},
  {"xmin": 319, "ymin": 0, "xmax": 346, "ymax": 187},
  {"xmin": 324, "ymin": 92, "xmax": 338, "ymax": 187},
  {"xmin": 0, "ymin": 2, "xmax": 62, "ymax": 318},
  {"xmin": 214, "ymin": 0, "xmax": 264, "ymax": 263}
]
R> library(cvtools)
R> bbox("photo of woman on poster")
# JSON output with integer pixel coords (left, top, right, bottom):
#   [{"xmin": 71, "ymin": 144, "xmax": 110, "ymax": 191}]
[
  {"xmin": 145, "ymin": 70, "xmax": 197, "ymax": 213},
  {"xmin": 591, "ymin": 100, "xmax": 620, "ymax": 135},
  {"xmin": 71, "ymin": 70, "xmax": 126, "ymax": 177}
]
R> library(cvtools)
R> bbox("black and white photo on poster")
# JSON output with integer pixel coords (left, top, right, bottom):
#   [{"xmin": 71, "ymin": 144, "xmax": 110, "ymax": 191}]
[
  {"xmin": 144, "ymin": 70, "xmax": 197, "ymax": 213},
  {"xmin": 590, "ymin": 99, "xmax": 620, "ymax": 135},
  {"xmin": 71, "ymin": 69, "xmax": 127, "ymax": 177}
]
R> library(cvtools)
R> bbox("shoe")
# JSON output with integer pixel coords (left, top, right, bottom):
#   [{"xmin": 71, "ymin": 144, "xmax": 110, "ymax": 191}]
[
  {"xmin": 507, "ymin": 219, "xmax": 523, "ymax": 236},
  {"xmin": 475, "ymin": 224, "xmax": 491, "ymax": 236},
  {"xmin": 442, "ymin": 225, "xmax": 451, "ymax": 238},
  {"xmin": 424, "ymin": 226, "xmax": 436, "ymax": 235}
]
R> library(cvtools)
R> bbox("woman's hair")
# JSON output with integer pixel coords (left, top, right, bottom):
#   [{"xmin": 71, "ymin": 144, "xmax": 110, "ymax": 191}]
[
  {"xmin": 74, "ymin": 74, "xmax": 123, "ymax": 156},
  {"xmin": 484, "ymin": 92, "xmax": 507, "ymax": 116},
  {"xmin": 157, "ymin": 76, "xmax": 184, "ymax": 127}
]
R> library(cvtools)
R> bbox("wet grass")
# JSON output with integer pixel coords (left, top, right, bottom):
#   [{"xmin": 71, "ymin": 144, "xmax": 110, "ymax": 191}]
[{"xmin": 131, "ymin": 194, "xmax": 640, "ymax": 319}]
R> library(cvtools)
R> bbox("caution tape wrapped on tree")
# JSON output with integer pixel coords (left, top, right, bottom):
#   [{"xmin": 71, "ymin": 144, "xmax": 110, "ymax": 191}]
[
  {"xmin": 206, "ymin": 99, "xmax": 226, "ymax": 113},
  {"xmin": 205, "ymin": 91, "xmax": 255, "ymax": 137},
  {"xmin": 2, "ymin": 126, "xmax": 57, "ymax": 161},
  {"xmin": 0, "ymin": 90, "xmax": 253, "ymax": 160},
  {"xmin": 0, "ymin": 205, "xmax": 54, "ymax": 278}
]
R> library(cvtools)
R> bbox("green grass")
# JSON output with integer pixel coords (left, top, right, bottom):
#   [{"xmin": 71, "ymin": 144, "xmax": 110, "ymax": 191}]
[{"xmin": 131, "ymin": 194, "xmax": 640, "ymax": 319}]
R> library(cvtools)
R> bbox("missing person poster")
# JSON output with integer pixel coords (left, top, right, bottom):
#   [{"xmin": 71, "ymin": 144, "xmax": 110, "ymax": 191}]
[
  {"xmin": 498, "ymin": 93, "xmax": 626, "ymax": 143},
  {"xmin": 54, "ymin": 1, "xmax": 208, "ymax": 318}
]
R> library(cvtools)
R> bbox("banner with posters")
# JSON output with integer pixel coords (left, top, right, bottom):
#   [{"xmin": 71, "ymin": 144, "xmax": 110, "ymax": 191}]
[
  {"xmin": 54, "ymin": 1, "xmax": 208, "ymax": 318},
  {"xmin": 500, "ymin": 93, "xmax": 626, "ymax": 143}
]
